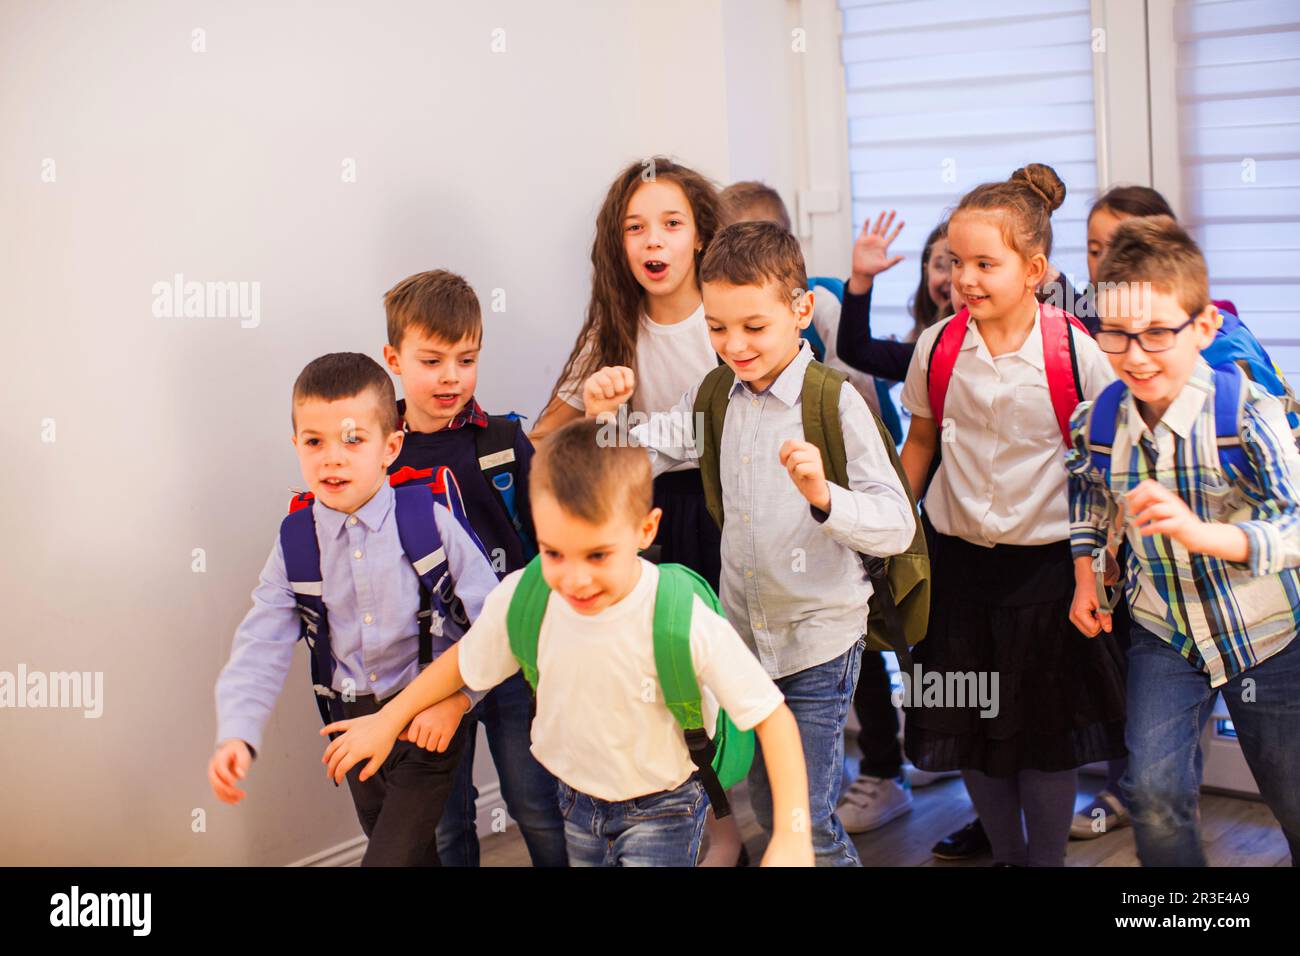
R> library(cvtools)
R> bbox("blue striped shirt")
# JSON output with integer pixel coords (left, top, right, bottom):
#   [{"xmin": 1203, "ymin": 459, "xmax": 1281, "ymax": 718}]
[{"xmin": 1066, "ymin": 359, "xmax": 1300, "ymax": 686}]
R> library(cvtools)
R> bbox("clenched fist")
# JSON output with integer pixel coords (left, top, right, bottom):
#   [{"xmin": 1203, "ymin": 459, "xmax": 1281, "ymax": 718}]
[
  {"xmin": 779, "ymin": 439, "xmax": 831, "ymax": 512},
  {"xmin": 582, "ymin": 366, "xmax": 636, "ymax": 420}
]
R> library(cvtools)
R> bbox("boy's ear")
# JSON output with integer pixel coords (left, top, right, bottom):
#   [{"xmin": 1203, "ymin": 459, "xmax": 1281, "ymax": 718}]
[
  {"xmin": 639, "ymin": 507, "xmax": 663, "ymax": 550},
  {"xmin": 1192, "ymin": 302, "xmax": 1220, "ymax": 348},
  {"xmin": 382, "ymin": 343, "xmax": 401, "ymax": 376},
  {"xmin": 794, "ymin": 288, "xmax": 815, "ymax": 329},
  {"xmin": 383, "ymin": 428, "xmax": 405, "ymax": 467}
]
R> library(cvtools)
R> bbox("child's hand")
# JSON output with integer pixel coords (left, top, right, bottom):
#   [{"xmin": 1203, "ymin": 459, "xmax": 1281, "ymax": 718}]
[
  {"xmin": 760, "ymin": 830, "xmax": 815, "ymax": 867},
  {"xmin": 320, "ymin": 712, "xmax": 400, "ymax": 784},
  {"xmin": 779, "ymin": 439, "xmax": 831, "ymax": 512},
  {"xmin": 1069, "ymin": 578, "xmax": 1112, "ymax": 638},
  {"xmin": 208, "ymin": 739, "xmax": 252, "ymax": 805},
  {"xmin": 1127, "ymin": 479, "xmax": 1202, "ymax": 547},
  {"xmin": 398, "ymin": 693, "xmax": 471, "ymax": 752},
  {"xmin": 582, "ymin": 366, "xmax": 635, "ymax": 420},
  {"xmin": 850, "ymin": 210, "xmax": 905, "ymax": 284}
]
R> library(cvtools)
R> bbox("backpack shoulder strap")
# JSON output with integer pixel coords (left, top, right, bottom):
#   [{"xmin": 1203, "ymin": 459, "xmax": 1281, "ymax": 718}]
[
  {"xmin": 801, "ymin": 360, "xmax": 850, "ymax": 488},
  {"xmin": 1211, "ymin": 363, "xmax": 1256, "ymax": 488},
  {"xmin": 926, "ymin": 309, "xmax": 970, "ymax": 425},
  {"xmin": 474, "ymin": 415, "xmax": 534, "ymax": 552},
  {"xmin": 393, "ymin": 483, "xmax": 454, "ymax": 665},
  {"xmin": 1086, "ymin": 379, "xmax": 1129, "ymax": 484},
  {"xmin": 692, "ymin": 365, "xmax": 737, "ymax": 531},
  {"xmin": 1040, "ymin": 302, "xmax": 1086, "ymax": 444},
  {"xmin": 652, "ymin": 563, "xmax": 732, "ymax": 817},
  {"xmin": 505, "ymin": 556, "xmax": 550, "ymax": 691},
  {"xmin": 279, "ymin": 503, "xmax": 339, "ymax": 735}
]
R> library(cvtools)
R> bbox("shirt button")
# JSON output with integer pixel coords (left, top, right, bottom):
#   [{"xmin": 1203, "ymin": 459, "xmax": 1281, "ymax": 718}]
[
  {"xmin": 745, "ymin": 569, "xmax": 754, "ymax": 578},
  {"xmin": 753, "ymin": 621, "xmax": 763, "ymax": 630},
  {"xmin": 742, "ymin": 514, "xmax": 750, "ymax": 523},
  {"xmin": 742, "ymin": 456, "xmax": 750, "ymax": 464},
  {"xmin": 751, "ymin": 399, "xmax": 758, "ymax": 407},
  {"xmin": 369, "ymin": 672, "xmax": 377, "ymax": 682},
  {"xmin": 353, "ymin": 549, "xmax": 363, "ymax": 560},
  {"xmin": 364, "ymin": 613, "xmax": 373, "ymax": 625},
  {"xmin": 348, "ymin": 516, "xmax": 358, "ymax": 526}
]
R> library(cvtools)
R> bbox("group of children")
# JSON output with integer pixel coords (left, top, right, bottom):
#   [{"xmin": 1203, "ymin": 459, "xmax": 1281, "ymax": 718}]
[{"xmin": 208, "ymin": 154, "xmax": 1300, "ymax": 868}]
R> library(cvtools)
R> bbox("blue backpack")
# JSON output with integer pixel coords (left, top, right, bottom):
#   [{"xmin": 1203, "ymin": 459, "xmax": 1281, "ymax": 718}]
[
  {"xmin": 281, "ymin": 468, "xmax": 487, "ymax": 744},
  {"xmin": 807, "ymin": 275, "xmax": 904, "ymax": 444},
  {"xmin": 1202, "ymin": 308, "xmax": 1300, "ymax": 439}
]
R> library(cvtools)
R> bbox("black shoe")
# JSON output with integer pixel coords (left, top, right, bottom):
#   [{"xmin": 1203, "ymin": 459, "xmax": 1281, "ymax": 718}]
[{"xmin": 931, "ymin": 819, "xmax": 991, "ymax": 860}]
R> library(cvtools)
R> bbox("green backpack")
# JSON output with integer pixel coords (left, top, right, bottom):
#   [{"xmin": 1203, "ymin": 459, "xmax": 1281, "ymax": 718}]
[
  {"xmin": 692, "ymin": 360, "xmax": 931, "ymax": 673},
  {"xmin": 504, "ymin": 556, "xmax": 754, "ymax": 818}
]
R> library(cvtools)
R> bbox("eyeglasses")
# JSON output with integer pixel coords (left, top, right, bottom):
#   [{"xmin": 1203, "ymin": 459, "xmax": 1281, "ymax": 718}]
[{"xmin": 1095, "ymin": 315, "xmax": 1196, "ymax": 354}]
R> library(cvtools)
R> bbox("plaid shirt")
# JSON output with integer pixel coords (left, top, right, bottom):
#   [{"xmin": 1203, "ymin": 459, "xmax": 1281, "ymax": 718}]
[
  {"xmin": 400, "ymin": 397, "xmax": 489, "ymax": 433},
  {"xmin": 1066, "ymin": 359, "xmax": 1300, "ymax": 686}
]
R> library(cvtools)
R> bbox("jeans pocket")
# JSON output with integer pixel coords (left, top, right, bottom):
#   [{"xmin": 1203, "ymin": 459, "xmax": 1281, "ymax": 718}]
[
  {"xmin": 556, "ymin": 781, "xmax": 577, "ymax": 820},
  {"xmin": 839, "ymin": 638, "xmax": 866, "ymax": 694}
]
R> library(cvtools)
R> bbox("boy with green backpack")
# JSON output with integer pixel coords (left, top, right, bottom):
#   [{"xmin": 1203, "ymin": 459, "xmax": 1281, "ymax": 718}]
[
  {"xmin": 581, "ymin": 221, "xmax": 926, "ymax": 866},
  {"xmin": 320, "ymin": 417, "xmax": 813, "ymax": 866}
]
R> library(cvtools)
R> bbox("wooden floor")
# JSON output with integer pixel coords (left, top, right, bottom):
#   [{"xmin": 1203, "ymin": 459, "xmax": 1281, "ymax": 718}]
[{"xmin": 478, "ymin": 770, "xmax": 1293, "ymax": 867}]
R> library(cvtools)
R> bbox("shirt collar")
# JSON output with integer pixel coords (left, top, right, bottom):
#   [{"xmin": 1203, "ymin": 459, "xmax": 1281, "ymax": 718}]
[
  {"xmin": 1125, "ymin": 358, "xmax": 1212, "ymax": 441},
  {"xmin": 398, "ymin": 396, "xmax": 488, "ymax": 433},
  {"xmin": 313, "ymin": 478, "xmax": 395, "ymax": 538},
  {"xmin": 963, "ymin": 303, "xmax": 1045, "ymax": 370},
  {"xmin": 727, "ymin": 339, "xmax": 814, "ymax": 408}
]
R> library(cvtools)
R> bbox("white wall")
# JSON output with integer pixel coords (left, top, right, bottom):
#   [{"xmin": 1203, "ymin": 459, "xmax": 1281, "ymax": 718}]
[{"xmin": 1, "ymin": 0, "xmax": 813, "ymax": 865}]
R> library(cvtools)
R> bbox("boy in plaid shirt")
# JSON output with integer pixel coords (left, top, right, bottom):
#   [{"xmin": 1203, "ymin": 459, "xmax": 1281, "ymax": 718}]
[{"xmin": 1066, "ymin": 216, "xmax": 1300, "ymax": 866}]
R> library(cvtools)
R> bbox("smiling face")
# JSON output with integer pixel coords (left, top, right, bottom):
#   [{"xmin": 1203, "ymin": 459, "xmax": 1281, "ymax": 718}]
[
  {"xmin": 623, "ymin": 179, "xmax": 702, "ymax": 300},
  {"xmin": 383, "ymin": 330, "xmax": 479, "ymax": 432},
  {"xmin": 1098, "ymin": 285, "xmax": 1217, "ymax": 423},
  {"xmin": 1087, "ymin": 206, "xmax": 1128, "ymax": 285},
  {"xmin": 292, "ymin": 388, "xmax": 403, "ymax": 513},
  {"xmin": 947, "ymin": 212, "xmax": 1046, "ymax": 322},
  {"xmin": 702, "ymin": 277, "xmax": 811, "ymax": 393},
  {"xmin": 533, "ymin": 491, "xmax": 660, "ymax": 616}
]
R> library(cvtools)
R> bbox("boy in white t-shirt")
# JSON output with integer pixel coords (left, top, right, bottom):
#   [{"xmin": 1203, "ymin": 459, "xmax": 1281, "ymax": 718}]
[{"xmin": 320, "ymin": 418, "xmax": 813, "ymax": 867}]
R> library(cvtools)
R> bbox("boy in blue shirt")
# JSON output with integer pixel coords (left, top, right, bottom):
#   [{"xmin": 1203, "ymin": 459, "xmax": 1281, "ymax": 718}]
[
  {"xmin": 1067, "ymin": 216, "xmax": 1300, "ymax": 866},
  {"xmin": 208, "ymin": 352, "xmax": 501, "ymax": 866},
  {"xmin": 381, "ymin": 270, "xmax": 566, "ymax": 867}
]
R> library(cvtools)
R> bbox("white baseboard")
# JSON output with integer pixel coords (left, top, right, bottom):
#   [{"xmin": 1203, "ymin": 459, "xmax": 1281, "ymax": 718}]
[{"xmin": 290, "ymin": 781, "xmax": 510, "ymax": 867}]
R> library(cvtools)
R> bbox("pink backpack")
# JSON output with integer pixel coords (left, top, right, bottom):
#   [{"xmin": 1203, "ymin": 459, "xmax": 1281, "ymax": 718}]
[{"xmin": 926, "ymin": 303, "xmax": 1090, "ymax": 444}]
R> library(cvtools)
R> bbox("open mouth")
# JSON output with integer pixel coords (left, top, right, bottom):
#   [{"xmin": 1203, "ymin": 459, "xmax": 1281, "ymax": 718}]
[
  {"xmin": 432, "ymin": 392, "xmax": 461, "ymax": 407},
  {"xmin": 964, "ymin": 293, "xmax": 988, "ymax": 306},
  {"xmin": 1126, "ymin": 370, "xmax": 1160, "ymax": 384},
  {"xmin": 320, "ymin": 477, "xmax": 350, "ymax": 493},
  {"xmin": 643, "ymin": 260, "xmax": 669, "ymax": 279}
]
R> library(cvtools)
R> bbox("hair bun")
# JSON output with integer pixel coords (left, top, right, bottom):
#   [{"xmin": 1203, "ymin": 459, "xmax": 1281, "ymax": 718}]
[{"xmin": 1011, "ymin": 163, "xmax": 1066, "ymax": 213}]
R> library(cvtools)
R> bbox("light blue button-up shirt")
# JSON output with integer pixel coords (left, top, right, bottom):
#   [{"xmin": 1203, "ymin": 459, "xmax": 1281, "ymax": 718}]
[
  {"xmin": 215, "ymin": 480, "xmax": 500, "ymax": 752},
  {"xmin": 630, "ymin": 341, "xmax": 916, "ymax": 678}
]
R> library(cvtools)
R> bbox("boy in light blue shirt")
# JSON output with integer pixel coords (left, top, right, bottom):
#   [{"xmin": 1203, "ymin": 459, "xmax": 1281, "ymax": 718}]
[{"xmin": 208, "ymin": 352, "xmax": 500, "ymax": 866}]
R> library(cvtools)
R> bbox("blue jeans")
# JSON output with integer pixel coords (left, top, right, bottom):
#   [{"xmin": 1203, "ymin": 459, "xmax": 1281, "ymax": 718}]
[
  {"xmin": 748, "ymin": 638, "xmax": 864, "ymax": 867},
  {"xmin": 1122, "ymin": 622, "xmax": 1300, "ymax": 866},
  {"xmin": 557, "ymin": 775, "xmax": 708, "ymax": 867},
  {"xmin": 435, "ymin": 672, "xmax": 568, "ymax": 867}
]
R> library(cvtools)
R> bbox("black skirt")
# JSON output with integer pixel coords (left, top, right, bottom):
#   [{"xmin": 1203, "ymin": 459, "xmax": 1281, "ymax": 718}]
[
  {"xmin": 903, "ymin": 518, "xmax": 1127, "ymax": 777},
  {"xmin": 648, "ymin": 469, "xmax": 722, "ymax": 593}
]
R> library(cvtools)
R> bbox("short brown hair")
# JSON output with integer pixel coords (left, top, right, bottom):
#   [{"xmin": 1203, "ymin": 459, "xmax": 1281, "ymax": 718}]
[
  {"xmin": 531, "ymin": 418, "xmax": 652, "ymax": 527},
  {"xmin": 383, "ymin": 270, "xmax": 482, "ymax": 350},
  {"xmin": 292, "ymin": 352, "xmax": 398, "ymax": 435},
  {"xmin": 1097, "ymin": 215, "xmax": 1210, "ymax": 318},
  {"xmin": 719, "ymin": 181, "xmax": 792, "ymax": 231},
  {"xmin": 700, "ymin": 220, "xmax": 808, "ymax": 306},
  {"xmin": 952, "ymin": 163, "xmax": 1066, "ymax": 260}
]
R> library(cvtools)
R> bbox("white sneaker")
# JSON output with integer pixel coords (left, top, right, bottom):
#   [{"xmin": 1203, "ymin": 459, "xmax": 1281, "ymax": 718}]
[
  {"xmin": 904, "ymin": 762, "xmax": 961, "ymax": 788},
  {"xmin": 837, "ymin": 774, "xmax": 913, "ymax": 834}
]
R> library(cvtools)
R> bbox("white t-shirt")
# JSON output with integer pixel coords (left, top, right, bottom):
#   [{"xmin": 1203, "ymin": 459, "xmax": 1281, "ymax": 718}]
[
  {"xmin": 555, "ymin": 304, "xmax": 717, "ymax": 475},
  {"xmin": 457, "ymin": 558, "xmax": 784, "ymax": 801},
  {"xmin": 810, "ymin": 292, "xmax": 884, "ymax": 417},
  {"xmin": 901, "ymin": 305, "xmax": 1115, "ymax": 547}
]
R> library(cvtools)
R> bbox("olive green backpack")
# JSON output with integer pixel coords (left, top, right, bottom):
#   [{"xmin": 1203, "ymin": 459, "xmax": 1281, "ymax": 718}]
[{"xmin": 692, "ymin": 360, "xmax": 930, "ymax": 672}]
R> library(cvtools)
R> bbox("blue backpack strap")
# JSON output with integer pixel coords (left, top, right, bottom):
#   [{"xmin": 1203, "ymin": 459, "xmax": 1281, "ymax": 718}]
[
  {"xmin": 1211, "ymin": 363, "xmax": 1255, "ymax": 488},
  {"xmin": 1086, "ymin": 379, "xmax": 1128, "ymax": 484},
  {"xmin": 278, "ymin": 505, "xmax": 343, "ymax": 740},
  {"xmin": 392, "ymin": 483, "xmax": 468, "ymax": 664}
]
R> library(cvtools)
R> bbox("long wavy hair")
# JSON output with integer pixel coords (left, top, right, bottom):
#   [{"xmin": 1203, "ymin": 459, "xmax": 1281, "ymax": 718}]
[
  {"xmin": 906, "ymin": 220, "xmax": 949, "ymax": 342},
  {"xmin": 545, "ymin": 157, "xmax": 721, "ymax": 407}
]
